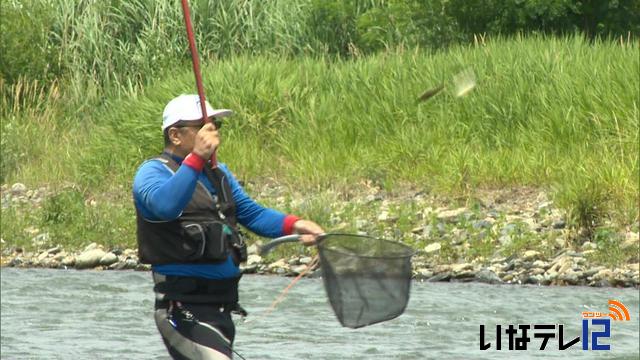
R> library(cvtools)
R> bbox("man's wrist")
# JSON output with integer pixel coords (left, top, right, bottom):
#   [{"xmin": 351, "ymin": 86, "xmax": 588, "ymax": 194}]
[
  {"xmin": 183, "ymin": 152, "xmax": 206, "ymax": 172},
  {"xmin": 283, "ymin": 215, "xmax": 300, "ymax": 235}
]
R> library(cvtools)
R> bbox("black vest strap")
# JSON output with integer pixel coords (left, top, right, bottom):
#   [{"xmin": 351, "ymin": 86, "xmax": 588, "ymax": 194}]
[{"xmin": 202, "ymin": 165, "xmax": 236, "ymax": 224}]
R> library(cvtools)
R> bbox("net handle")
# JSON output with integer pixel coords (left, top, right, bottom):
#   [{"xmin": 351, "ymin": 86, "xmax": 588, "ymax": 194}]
[{"xmin": 259, "ymin": 234, "xmax": 328, "ymax": 255}]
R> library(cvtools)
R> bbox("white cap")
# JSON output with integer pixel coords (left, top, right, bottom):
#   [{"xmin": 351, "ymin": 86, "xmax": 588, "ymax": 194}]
[{"xmin": 162, "ymin": 94, "xmax": 233, "ymax": 130}]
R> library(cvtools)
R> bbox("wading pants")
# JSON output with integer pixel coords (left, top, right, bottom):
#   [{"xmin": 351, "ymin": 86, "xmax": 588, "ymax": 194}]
[{"xmin": 154, "ymin": 300, "xmax": 236, "ymax": 360}]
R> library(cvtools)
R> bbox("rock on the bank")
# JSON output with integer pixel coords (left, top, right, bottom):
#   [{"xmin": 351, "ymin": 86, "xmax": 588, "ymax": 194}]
[
  {"xmin": 75, "ymin": 249, "xmax": 107, "ymax": 269},
  {"xmin": 247, "ymin": 244, "xmax": 259, "ymax": 255},
  {"xmin": 424, "ymin": 242, "xmax": 441, "ymax": 253},
  {"xmin": 523, "ymin": 250, "xmax": 542, "ymax": 261},
  {"xmin": 61, "ymin": 255, "xmax": 76, "ymax": 266},
  {"xmin": 475, "ymin": 269, "xmax": 503, "ymax": 284},
  {"xmin": 99, "ymin": 252, "xmax": 118, "ymax": 266},
  {"xmin": 299, "ymin": 256, "xmax": 313, "ymax": 265},
  {"xmin": 267, "ymin": 259, "xmax": 289, "ymax": 274},
  {"xmin": 11, "ymin": 183, "xmax": 26, "ymax": 194},
  {"xmin": 247, "ymin": 254, "xmax": 262, "ymax": 266},
  {"xmin": 415, "ymin": 268, "xmax": 433, "ymax": 279},
  {"xmin": 290, "ymin": 265, "xmax": 309, "ymax": 275},
  {"xmin": 622, "ymin": 232, "xmax": 639, "ymax": 249},
  {"xmin": 437, "ymin": 208, "xmax": 467, "ymax": 222}
]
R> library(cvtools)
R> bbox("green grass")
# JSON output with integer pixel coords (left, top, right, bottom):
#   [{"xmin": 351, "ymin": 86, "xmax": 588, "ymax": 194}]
[
  {"xmin": 87, "ymin": 37, "xmax": 640, "ymax": 216},
  {"xmin": 1, "ymin": 187, "xmax": 134, "ymax": 251},
  {"xmin": 1, "ymin": 35, "xmax": 638, "ymax": 258}
]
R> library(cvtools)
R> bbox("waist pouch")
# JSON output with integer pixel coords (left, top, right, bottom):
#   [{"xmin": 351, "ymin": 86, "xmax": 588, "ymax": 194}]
[
  {"xmin": 153, "ymin": 273, "xmax": 241, "ymax": 304},
  {"xmin": 182, "ymin": 221, "xmax": 247, "ymax": 264}
]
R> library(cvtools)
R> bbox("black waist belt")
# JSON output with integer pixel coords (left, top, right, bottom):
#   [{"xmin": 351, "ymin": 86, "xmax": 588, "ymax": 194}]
[{"xmin": 152, "ymin": 272, "xmax": 240, "ymax": 304}]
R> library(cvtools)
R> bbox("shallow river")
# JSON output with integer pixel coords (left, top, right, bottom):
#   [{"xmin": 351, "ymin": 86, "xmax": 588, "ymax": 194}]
[{"xmin": 1, "ymin": 268, "xmax": 638, "ymax": 359}]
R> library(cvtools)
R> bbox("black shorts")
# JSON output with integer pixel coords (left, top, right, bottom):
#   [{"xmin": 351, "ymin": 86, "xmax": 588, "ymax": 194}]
[{"xmin": 154, "ymin": 300, "xmax": 236, "ymax": 360}]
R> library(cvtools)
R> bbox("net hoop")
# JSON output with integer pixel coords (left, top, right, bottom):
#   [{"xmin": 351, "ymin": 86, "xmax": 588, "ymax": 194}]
[{"xmin": 318, "ymin": 233, "xmax": 415, "ymax": 260}]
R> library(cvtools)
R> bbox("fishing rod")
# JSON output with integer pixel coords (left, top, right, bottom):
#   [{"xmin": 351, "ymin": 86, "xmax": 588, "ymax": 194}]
[
  {"xmin": 180, "ymin": 0, "xmax": 218, "ymax": 168},
  {"xmin": 175, "ymin": 3, "xmax": 246, "ymax": 359}
]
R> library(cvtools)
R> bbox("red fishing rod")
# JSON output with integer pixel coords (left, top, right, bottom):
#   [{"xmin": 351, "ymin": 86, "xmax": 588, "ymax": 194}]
[{"xmin": 180, "ymin": 0, "xmax": 217, "ymax": 168}]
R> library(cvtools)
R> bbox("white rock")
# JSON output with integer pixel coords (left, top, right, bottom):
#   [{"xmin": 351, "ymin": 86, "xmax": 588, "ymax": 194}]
[
  {"xmin": 378, "ymin": 211, "xmax": 389, "ymax": 221},
  {"xmin": 291, "ymin": 265, "xmax": 308, "ymax": 275},
  {"xmin": 83, "ymin": 243, "xmax": 98, "ymax": 252},
  {"xmin": 593, "ymin": 268, "xmax": 613, "ymax": 280},
  {"xmin": 537, "ymin": 201, "xmax": 552, "ymax": 211},
  {"xmin": 268, "ymin": 259, "xmax": 287, "ymax": 269},
  {"xmin": 247, "ymin": 254, "xmax": 262, "ymax": 266},
  {"xmin": 268, "ymin": 259, "xmax": 289, "ymax": 273},
  {"xmin": 557, "ymin": 257, "xmax": 574, "ymax": 275},
  {"xmin": 99, "ymin": 253, "xmax": 118, "ymax": 266},
  {"xmin": 622, "ymin": 232, "xmax": 639, "ymax": 249},
  {"xmin": 75, "ymin": 249, "xmax": 107, "ymax": 269},
  {"xmin": 247, "ymin": 244, "xmax": 258, "ymax": 255},
  {"xmin": 11, "ymin": 183, "xmax": 26, "ymax": 194},
  {"xmin": 123, "ymin": 249, "xmax": 137, "ymax": 257},
  {"xmin": 452, "ymin": 263, "xmax": 473, "ymax": 272},
  {"xmin": 522, "ymin": 218, "xmax": 539, "ymax": 231},
  {"xmin": 416, "ymin": 268, "xmax": 433, "ymax": 278},
  {"xmin": 523, "ymin": 250, "xmax": 541, "ymax": 261},
  {"xmin": 532, "ymin": 260, "xmax": 549, "ymax": 269},
  {"xmin": 498, "ymin": 235, "xmax": 512, "ymax": 246},
  {"xmin": 46, "ymin": 246, "xmax": 61, "ymax": 254},
  {"xmin": 299, "ymin": 256, "xmax": 313, "ymax": 265},
  {"xmin": 411, "ymin": 226, "xmax": 424, "ymax": 234},
  {"xmin": 53, "ymin": 251, "xmax": 67, "ymax": 262},
  {"xmin": 355, "ymin": 219, "xmax": 368, "ymax": 229},
  {"xmin": 37, "ymin": 251, "xmax": 49, "ymax": 261},
  {"xmin": 61, "ymin": 255, "xmax": 76, "ymax": 266},
  {"xmin": 437, "ymin": 208, "xmax": 467, "ymax": 222},
  {"xmin": 530, "ymin": 268, "xmax": 545, "ymax": 276},
  {"xmin": 424, "ymin": 243, "xmax": 442, "ymax": 253}
]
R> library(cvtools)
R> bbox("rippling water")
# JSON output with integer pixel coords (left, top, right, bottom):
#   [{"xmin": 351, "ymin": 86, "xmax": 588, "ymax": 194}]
[{"xmin": 1, "ymin": 268, "xmax": 638, "ymax": 359}]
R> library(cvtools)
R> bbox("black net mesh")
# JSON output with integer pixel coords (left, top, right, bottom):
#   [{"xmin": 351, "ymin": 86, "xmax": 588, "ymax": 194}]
[{"xmin": 317, "ymin": 234, "xmax": 414, "ymax": 328}]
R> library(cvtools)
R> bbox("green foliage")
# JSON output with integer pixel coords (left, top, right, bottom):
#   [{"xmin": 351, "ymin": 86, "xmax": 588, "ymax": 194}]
[
  {"xmin": 2, "ymin": 37, "xmax": 637, "ymax": 226},
  {"xmin": 0, "ymin": 119, "xmax": 25, "ymax": 184},
  {"xmin": 2, "ymin": 0, "xmax": 637, "ymax": 97},
  {"xmin": 448, "ymin": 0, "xmax": 640, "ymax": 38},
  {"xmin": 1, "ymin": 189, "xmax": 136, "ymax": 251},
  {"xmin": 0, "ymin": 1, "xmax": 61, "ymax": 84},
  {"xmin": 42, "ymin": 188, "xmax": 86, "ymax": 225},
  {"xmin": 307, "ymin": 0, "xmax": 364, "ymax": 55},
  {"xmin": 556, "ymin": 176, "xmax": 615, "ymax": 241},
  {"xmin": 356, "ymin": 0, "xmax": 463, "ymax": 52},
  {"xmin": 501, "ymin": 226, "xmax": 541, "ymax": 258},
  {"xmin": 0, "ymin": 4, "xmax": 638, "ymax": 261},
  {"xmin": 589, "ymin": 227, "xmax": 626, "ymax": 267}
]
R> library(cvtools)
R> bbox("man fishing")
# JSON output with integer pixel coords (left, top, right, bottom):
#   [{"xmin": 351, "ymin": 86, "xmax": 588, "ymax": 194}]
[{"xmin": 133, "ymin": 94, "xmax": 324, "ymax": 359}]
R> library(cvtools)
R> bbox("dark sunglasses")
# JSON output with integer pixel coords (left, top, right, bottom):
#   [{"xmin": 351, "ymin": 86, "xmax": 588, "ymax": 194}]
[{"xmin": 175, "ymin": 118, "xmax": 222, "ymax": 130}]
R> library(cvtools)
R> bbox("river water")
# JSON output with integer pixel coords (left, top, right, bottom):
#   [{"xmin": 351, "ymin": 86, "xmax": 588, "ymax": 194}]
[{"xmin": 1, "ymin": 268, "xmax": 638, "ymax": 359}]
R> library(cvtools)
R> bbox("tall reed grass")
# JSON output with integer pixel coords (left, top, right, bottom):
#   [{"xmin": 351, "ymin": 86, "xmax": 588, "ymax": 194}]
[{"xmin": 2, "ymin": 0, "xmax": 376, "ymax": 94}]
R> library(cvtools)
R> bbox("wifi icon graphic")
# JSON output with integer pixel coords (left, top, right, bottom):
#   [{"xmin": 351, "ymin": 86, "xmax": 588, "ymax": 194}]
[{"xmin": 608, "ymin": 300, "xmax": 630, "ymax": 321}]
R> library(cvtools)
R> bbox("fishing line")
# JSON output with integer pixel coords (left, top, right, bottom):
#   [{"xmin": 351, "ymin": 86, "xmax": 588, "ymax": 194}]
[{"xmin": 243, "ymin": 255, "xmax": 320, "ymax": 324}]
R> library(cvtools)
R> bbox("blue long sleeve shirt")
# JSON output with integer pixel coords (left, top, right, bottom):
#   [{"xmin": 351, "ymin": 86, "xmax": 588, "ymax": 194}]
[{"xmin": 133, "ymin": 153, "xmax": 293, "ymax": 279}]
